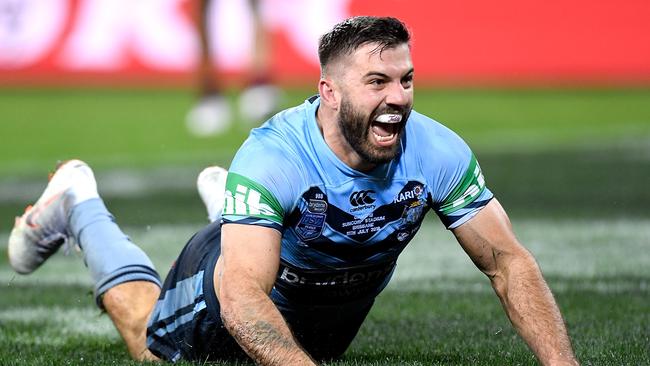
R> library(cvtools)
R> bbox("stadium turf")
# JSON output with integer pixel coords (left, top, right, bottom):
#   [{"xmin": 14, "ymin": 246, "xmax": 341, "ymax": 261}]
[{"xmin": 0, "ymin": 88, "xmax": 648, "ymax": 365}]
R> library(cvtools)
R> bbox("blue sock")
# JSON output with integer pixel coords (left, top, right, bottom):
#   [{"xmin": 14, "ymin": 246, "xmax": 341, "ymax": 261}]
[{"xmin": 68, "ymin": 198, "xmax": 161, "ymax": 308}]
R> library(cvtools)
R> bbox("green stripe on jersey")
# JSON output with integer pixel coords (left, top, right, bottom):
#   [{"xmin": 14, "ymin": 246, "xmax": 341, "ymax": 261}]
[
  {"xmin": 438, "ymin": 155, "xmax": 487, "ymax": 215},
  {"xmin": 223, "ymin": 172, "xmax": 284, "ymax": 224}
]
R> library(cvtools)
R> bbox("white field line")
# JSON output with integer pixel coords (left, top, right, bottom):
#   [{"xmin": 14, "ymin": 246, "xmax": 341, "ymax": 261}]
[
  {"xmin": 0, "ymin": 167, "xmax": 200, "ymax": 203},
  {"xmin": 0, "ymin": 225, "xmax": 200, "ymax": 287},
  {"xmin": 390, "ymin": 217, "xmax": 650, "ymax": 283},
  {"xmin": 387, "ymin": 276, "xmax": 649, "ymax": 294},
  {"xmin": 0, "ymin": 306, "xmax": 118, "ymax": 341},
  {"xmin": 1, "ymin": 219, "xmax": 648, "ymax": 287}
]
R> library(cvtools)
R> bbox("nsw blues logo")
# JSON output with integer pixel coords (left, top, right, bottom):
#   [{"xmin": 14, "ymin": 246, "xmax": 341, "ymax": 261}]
[
  {"xmin": 295, "ymin": 193, "xmax": 328, "ymax": 241},
  {"xmin": 296, "ymin": 212, "xmax": 326, "ymax": 241}
]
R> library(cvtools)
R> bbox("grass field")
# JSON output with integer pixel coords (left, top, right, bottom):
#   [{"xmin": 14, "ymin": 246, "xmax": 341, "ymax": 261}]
[{"xmin": 0, "ymin": 88, "xmax": 649, "ymax": 365}]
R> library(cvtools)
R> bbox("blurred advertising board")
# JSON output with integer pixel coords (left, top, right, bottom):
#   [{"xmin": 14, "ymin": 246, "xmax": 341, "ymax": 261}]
[{"xmin": 1, "ymin": 0, "xmax": 649, "ymax": 87}]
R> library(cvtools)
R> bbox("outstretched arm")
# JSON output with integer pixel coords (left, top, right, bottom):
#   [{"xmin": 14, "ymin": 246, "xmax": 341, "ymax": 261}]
[
  {"xmin": 452, "ymin": 199, "xmax": 578, "ymax": 366},
  {"xmin": 215, "ymin": 223, "xmax": 317, "ymax": 366}
]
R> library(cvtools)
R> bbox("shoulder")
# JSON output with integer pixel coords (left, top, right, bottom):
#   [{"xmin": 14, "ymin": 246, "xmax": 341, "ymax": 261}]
[
  {"xmin": 226, "ymin": 99, "xmax": 319, "ymax": 217},
  {"xmin": 230, "ymin": 99, "xmax": 316, "ymax": 174},
  {"xmin": 403, "ymin": 110, "xmax": 473, "ymax": 172},
  {"xmin": 402, "ymin": 111, "xmax": 493, "ymax": 229}
]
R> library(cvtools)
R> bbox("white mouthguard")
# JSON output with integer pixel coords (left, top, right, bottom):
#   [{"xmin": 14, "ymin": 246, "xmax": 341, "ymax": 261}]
[{"xmin": 374, "ymin": 114, "xmax": 402, "ymax": 123}]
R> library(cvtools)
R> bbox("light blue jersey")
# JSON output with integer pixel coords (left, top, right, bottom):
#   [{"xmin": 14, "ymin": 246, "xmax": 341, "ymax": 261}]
[{"xmin": 223, "ymin": 96, "xmax": 493, "ymax": 306}]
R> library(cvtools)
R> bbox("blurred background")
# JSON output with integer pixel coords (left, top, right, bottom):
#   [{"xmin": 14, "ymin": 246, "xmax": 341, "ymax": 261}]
[
  {"xmin": 0, "ymin": 1, "xmax": 649, "ymax": 364},
  {"xmin": 0, "ymin": 0, "xmax": 648, "ymax": 225}
]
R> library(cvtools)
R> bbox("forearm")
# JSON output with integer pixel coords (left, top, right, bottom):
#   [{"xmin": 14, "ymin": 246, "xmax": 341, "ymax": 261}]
[
  {"xmin": 493, "ymin": 254, "xmax": 578, "ymax": 366},
  {"xmin": 220, "ymin": 286, "xmax": 317, "ymax": 366}
]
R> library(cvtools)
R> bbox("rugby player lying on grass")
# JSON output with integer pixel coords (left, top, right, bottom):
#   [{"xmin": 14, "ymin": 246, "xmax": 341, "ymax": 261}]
[{"xmin": 7, "ymin": 16, "xmax": 579, "ymax": 366}]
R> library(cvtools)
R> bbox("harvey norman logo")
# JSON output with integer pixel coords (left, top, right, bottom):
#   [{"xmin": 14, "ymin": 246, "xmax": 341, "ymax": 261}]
[{"xmin": 223, "ymin": 184, "xmax": 275, "ymax": 216}]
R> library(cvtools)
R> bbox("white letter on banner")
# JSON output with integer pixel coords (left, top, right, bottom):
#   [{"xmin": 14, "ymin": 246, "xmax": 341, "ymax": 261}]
[
  {"xmin": 209, "ymin": 0, "xmax": 254, "ymax": 70},
  {"xmin": 0, "ymin": 0, "xmax": 68, "ymax": 68},
  {"xmin": 263, "ymin": 0, "xmax": 350, "ymax": 64},
  {"xmin": 130, "ymin": 0, "xmax": 196, "ymax": 70},
  {"xmin": 59, "ymin": 0, "xmax": 195, "ymax": 70}
]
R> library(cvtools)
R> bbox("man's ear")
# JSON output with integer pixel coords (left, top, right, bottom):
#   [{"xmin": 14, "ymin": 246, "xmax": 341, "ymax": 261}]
[{"xmin": 318, "ymin": 78, "xmax": 339, "ymax": 111}]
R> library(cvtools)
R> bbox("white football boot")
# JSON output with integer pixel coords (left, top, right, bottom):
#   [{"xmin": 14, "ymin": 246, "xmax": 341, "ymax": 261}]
[
  {"xmin": 186, "ymin": 95, "xmax": 232, "ymax": 137},
  {"xmin": 197, "ymin": 166, "xmax": 228, "ymax": 223},
  {"xmin": 8, "ymin": 159, "xmax": 98, "ymax": 274},
  {"xmin": 238, "ymin": 84, "xmax": 282, "ymax": 125}
]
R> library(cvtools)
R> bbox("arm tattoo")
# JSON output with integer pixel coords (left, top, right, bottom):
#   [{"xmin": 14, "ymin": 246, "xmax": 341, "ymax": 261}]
[
  {"xmin": 251, "ymin": 320, "xmax": 295, "ymax": 349},
  {"xmin": 228, "ymin": 317, "xmax": 309, "ymax": 364}
]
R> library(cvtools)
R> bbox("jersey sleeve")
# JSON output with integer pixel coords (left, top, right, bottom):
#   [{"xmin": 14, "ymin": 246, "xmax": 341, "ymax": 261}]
[
  {"xmin": 433, "ymin": 153, "xmax": 493, "ymax": 229},
  {"xmin": 414, "ymin": 114, "xmax": 494, "ymax": 229},
  {"xmin": 221, "ymin": 129, "xmax": 304, "ymax": 232}
]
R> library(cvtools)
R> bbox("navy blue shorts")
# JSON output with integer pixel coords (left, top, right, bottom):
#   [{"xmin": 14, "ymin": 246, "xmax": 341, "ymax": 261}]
[{"xmin": 146, "ymin": 222, "xmax": 373, "ymax": 362}]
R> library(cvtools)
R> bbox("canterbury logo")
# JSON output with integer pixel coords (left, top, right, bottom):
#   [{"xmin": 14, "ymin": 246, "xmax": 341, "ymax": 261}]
[{"xmin": 349, "ymin": 190, "xmax": 376, "ymax": 207}]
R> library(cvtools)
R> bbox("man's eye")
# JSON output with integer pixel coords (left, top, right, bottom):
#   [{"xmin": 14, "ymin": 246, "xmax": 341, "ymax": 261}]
[{"xmin": 370, "ymin": 79, "xmax": 385, "ymax": 86}]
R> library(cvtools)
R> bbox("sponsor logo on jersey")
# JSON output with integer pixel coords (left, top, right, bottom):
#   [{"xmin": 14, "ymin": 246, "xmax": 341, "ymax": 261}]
[
  {"xmin": 222, "ymin": 173, "xmax": 283, "ymax": 224},
  {"xmin": 393, "ymin": 184, "xmax": 423, "ymax": 203},
  {"xmin": 438, "ymin": 155, "xmax": 487, "ymax": 215},
  {"xmin": 451, "ymin": 165, "xmax": 485, "ymax": 209},
  {"xmin": 278, "ymin": 262, "xmax": 394, "ymax": 287},
  {"xmin": 348, "ymin": 189, "xmax": 377, "ymax": 214},
  {"xmin": 307, "ymin": 199, "xmax": 327, "ymax": 214},
  {"xmin": 224, "ymin": 184, "xmax": 276, "ymax": 216},
  {"xmin": 349, "ymin": 190, "xmax": 376, "ymax": 206}
]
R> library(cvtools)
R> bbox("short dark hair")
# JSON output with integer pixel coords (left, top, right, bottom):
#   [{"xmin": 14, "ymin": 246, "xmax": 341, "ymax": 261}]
[{"xmin": 318, "ymin": 16, "xmax": 411, "ymax": 73}]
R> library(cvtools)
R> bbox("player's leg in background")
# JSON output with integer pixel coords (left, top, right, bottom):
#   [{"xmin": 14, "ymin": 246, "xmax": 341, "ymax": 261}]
[
  {"xmin": 238, "ymin": 0, "xmax": 283, "ymax": 124},
  {"xmin": 7, "ymin": 160, "xmax": 162, "ymax": 361},
  {"xmin": 197, "ymin": 0, "xmax": 217, "ymax": 100},
  {"xmin": 186, "ymin": 0, "xmax": 232, "ymax": 136},
  {"xmin": 250, "ymin": 0, "xmax": 269, "ymax": 82},
  {"xmin": 187, "ymin": 0, "xmax": 281, "ymax": 134}
]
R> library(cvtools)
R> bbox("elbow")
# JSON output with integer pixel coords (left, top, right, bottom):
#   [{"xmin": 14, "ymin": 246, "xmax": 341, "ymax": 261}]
[
  {"xmin": 490, "ymin": 272, "xmax": 507, "ymax": 300},
  {"xmin": 489, "ymin": 247, "xmax": 540, "ymax": 300},
  {"xmin": 217, "ymin": 275, "xmax": 268, "ymax": 333},
  {"xmin": 218, "ymin": 288, "xmax": 237, "ymax": 330},
  {"xmin": 217, "ymin": 274, "xmax": 245, "ymax": 331},
  {"xmin": 219, "ymin": 286, "xmax": 253, "ymax": 338},
  {"xmin": 220, "ymin": 306, "xmax": 240, "ymax": 336}
]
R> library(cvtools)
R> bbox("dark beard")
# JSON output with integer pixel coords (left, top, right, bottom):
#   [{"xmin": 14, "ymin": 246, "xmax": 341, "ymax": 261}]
[{"xmin": 338, "ymin": 98, "xmax": 409, "ymax": 165}]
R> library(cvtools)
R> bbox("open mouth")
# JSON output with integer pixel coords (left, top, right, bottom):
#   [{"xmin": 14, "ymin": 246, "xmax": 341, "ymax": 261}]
[{"xmin": 371, "ymin": 113, "xmax": 402, "ymax": 146}]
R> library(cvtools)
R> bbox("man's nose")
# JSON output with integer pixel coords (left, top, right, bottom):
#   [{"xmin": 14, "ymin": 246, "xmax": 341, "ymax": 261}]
[{"xmin": 385, "ymin": 81, "xmax": 411, "ymax": 107}]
